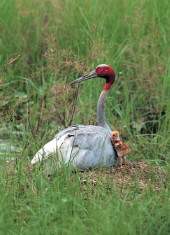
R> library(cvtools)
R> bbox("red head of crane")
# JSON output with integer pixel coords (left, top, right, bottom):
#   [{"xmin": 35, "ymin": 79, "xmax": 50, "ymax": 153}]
[{"xmin": 71, "ymin": 64, "xmax": 115, "ymax": 90}]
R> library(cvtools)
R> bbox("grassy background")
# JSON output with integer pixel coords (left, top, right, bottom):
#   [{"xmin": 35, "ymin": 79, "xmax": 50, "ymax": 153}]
[{"xmin": 0, "ymin": 0, "xmax": 170, "ymax": 234}]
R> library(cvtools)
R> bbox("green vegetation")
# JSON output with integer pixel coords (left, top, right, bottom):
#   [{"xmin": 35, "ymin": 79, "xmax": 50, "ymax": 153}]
[{"xmin": 0, "ymin": 0, "xmax": 169, "ymax": 234}]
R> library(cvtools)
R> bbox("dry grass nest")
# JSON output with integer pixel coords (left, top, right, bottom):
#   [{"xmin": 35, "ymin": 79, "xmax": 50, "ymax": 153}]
[{"xmin": 76, "ymin": 160, "xmax": 168, "ymax": 193}]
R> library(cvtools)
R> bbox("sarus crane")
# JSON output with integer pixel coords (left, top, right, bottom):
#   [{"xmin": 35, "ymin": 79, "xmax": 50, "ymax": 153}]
[
  {"xmin": 110, "ymin": 131, "xmax": 131, "ymax": 167},
  {"xmin": 31, "ymin": 64, "xmax": 117, "ymax": 173}
]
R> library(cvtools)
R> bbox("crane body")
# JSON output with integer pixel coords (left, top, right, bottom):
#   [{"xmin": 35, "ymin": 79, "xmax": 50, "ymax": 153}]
[
  {"xmin": 31, "ymin": 64, "xmax": 117, "ymax": 173},
  {"xmin": 31, "ymin": 125, "xmax": 116, "ymax": 173}
]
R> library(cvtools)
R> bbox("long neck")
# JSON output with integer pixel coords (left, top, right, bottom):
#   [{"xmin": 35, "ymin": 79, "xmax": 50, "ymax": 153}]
[{"xmin": 97, "ymin": 89, "xmax": 112, "ymax": 133}]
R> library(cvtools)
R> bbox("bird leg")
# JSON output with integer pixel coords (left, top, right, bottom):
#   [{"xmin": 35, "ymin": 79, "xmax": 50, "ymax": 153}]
[
  {"xmin": 122, "ymin": 156, "xmax": 126, "ymax": 165},
  {"xmin": 120, "ymin": 156, "xmax": 126, "ymax": 168},
  {"xmin": 120, "ymin": 157, "xmax": 123, "ymax": 168}
]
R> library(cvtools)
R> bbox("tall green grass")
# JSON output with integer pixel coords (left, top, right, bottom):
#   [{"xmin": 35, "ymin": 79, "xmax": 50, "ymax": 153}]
[
  {"xmin": 0, "ymin": 159, "xmax": 169, "ymax": 234},
  {"xmin": 0, "ymin": 0, "xmax": 170, "ymax": 233}
]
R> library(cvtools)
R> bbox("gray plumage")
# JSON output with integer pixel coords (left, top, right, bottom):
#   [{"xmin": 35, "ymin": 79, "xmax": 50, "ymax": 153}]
[
  {"xmin": 31, "ymin": 125, "xmax": 116, "ymax": 172},
  {"xmin": 31, "ymin": 64, "xmax": 117, "ymax": 173}
]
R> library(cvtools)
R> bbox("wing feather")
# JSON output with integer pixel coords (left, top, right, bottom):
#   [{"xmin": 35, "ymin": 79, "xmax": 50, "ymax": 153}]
[{"xmin": 31, "ymin": 125, "xmax": 117, "ymax": 170}]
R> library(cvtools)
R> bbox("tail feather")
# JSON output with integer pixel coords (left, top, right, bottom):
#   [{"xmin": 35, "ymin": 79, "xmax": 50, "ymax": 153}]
[{"xmin": 31, "ymin": 138, "xmax": 57, "ymax": 164}]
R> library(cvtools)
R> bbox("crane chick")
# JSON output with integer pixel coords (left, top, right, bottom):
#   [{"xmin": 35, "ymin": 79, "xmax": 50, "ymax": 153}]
[{"xmin": 110, "ymin": 131, "xmax": 130, "ymax": 167}]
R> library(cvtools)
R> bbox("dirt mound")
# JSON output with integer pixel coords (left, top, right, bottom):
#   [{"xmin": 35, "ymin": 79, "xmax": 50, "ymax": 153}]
[{"xmin": 78, "ymin": 161, "xmax": 167, "ymax": 192}]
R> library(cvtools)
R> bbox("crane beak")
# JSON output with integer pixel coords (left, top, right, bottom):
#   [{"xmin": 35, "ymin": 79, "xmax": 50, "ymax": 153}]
[{"xmin": 70, "ymin": 70, "xmax": 97, "ymax": 84}]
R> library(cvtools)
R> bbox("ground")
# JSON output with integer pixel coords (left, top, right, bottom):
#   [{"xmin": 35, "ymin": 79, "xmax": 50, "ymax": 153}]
[{"xmin": 71, "ymin": 160, "xmax": 167, "ymax": 194}]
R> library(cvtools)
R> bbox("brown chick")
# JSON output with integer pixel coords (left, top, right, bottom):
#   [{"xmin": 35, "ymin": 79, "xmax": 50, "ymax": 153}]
[{"xmin": 110, "ymin": 131, "xmax": 130, "ymax": 167}]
